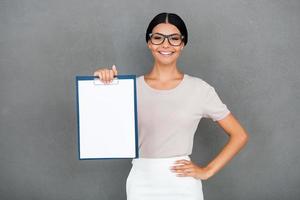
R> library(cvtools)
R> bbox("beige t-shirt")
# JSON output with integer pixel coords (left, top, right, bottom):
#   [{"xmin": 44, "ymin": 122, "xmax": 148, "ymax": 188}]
[{"xmin": 137, "ymin": 74, "xmax": 230, "ymax": 158}]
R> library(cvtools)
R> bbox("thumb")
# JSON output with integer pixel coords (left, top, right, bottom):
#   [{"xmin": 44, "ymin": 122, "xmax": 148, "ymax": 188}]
[{"xmin": 112, "ymin": 65, "xmax": 118, "ymax": 76}]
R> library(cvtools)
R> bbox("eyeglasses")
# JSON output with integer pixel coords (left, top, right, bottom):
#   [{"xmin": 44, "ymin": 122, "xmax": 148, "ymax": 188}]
[{"xmin": 149, "ymin": 33, "xmax": 184, "ymax": 46}]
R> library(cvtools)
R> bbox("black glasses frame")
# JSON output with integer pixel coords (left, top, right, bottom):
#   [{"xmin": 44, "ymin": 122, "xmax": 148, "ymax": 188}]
[{"xmin": 149, "ymin": 33, "xmax": 184, "ymax": 46}]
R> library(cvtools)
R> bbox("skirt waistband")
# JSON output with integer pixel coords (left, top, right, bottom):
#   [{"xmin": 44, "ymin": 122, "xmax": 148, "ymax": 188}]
[{"xmin": 131, "ymin": 155, "xmax": 191, "ymax": 166}]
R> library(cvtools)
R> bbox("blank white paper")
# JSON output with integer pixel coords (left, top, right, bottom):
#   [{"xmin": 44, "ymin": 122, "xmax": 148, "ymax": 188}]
[{"xmin": 77, "ymin": 77, "xmax": 137, "ymax": 159}]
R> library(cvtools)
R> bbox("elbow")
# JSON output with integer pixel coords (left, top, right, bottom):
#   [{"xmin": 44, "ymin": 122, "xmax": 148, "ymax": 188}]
[
  {"xmin": 239, "ymin": 131, "xmax": 249, "ymax": 146},
  {"xmin": 229, "ymin": 129, "xmax": 249, "ymax": 145}
]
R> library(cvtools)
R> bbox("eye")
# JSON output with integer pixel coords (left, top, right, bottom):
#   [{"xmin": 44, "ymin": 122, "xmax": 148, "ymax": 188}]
[
  {"xmin": 153, "ymin": 36, "xmax": 163, "ymax": 40},
  {"xmin": 170, "ymin": 36, "xmax": 181, "ymax": 41}
]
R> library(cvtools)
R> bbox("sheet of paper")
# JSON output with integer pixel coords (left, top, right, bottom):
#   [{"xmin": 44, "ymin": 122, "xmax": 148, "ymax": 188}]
[{"xmin": 76, "ymin": 76, "xmax": 138, "ymax": 159}]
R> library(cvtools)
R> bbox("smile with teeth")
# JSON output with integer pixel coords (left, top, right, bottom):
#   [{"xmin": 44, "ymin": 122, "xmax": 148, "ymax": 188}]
[{"xmin": 158, "ymin": 51, "xmax": 174, "ymax": 56}]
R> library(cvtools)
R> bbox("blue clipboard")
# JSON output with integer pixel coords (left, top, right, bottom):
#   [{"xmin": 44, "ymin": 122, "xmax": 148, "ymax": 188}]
[{"xmin": 76, "ymin": 75, "xmax": 139, "ymax": 160}]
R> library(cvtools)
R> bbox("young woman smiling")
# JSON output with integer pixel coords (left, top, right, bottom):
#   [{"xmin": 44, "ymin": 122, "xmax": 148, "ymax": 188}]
[{"xmin": 94, "ymin": 12, "xmax": 249, "ymax": 200}]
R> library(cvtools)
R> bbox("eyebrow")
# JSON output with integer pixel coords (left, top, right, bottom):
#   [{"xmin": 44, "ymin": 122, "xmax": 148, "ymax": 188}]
[{"xmin": 153, "ymin": 32, "xmax": 181, "ymax": 35}]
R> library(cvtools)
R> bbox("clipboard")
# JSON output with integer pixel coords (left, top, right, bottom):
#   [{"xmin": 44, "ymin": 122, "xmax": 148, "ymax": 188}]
[{"xmin": 75, "ymin": 75, "xmax": 139, "ymax": 160}]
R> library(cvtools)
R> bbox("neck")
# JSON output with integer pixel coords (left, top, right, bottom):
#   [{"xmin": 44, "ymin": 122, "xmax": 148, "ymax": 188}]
[{"xmin": 147, "ymin": 61, "xmax": 183, "ymax": 81}]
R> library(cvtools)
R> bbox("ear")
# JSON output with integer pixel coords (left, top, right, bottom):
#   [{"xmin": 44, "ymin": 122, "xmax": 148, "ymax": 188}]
[
  {"xmin": 147, "ymin": 41, "xmax": 152, "ymax": 49},
  {"xmin": 180, "ymin": 44, "xmax": 184, "ymax": 50}
]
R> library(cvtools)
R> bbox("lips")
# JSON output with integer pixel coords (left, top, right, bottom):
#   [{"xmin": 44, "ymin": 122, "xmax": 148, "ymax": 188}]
[{"xmin": 158, "ymin": 51, "xmax": 175, "ymax": 56}]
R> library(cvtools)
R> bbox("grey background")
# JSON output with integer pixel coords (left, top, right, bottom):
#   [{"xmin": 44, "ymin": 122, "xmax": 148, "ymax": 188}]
[{"xmin": 1, "ymin": 0, "xmax": 299, "ymax": 199}]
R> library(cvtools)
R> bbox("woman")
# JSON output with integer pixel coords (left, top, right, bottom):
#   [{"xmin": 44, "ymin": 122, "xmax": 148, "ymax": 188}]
[{"xmin": 94, "ymin": 12, "xmax": 249, "ymax": 200}]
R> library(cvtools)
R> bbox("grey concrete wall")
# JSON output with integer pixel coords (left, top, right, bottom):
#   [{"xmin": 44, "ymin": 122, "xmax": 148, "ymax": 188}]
[{"xmin": 1, "ymin": 0, "xmax": 299, "ymax": 199}]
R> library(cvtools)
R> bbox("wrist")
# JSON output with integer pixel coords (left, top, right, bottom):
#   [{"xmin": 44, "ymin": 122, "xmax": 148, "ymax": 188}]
[{"xmin": 203, "ymin": 165, "xmax": 215, "ymax": 179}]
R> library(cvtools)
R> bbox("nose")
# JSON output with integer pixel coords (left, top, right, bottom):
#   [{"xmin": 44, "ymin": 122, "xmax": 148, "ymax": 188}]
[{"xmin": 162, "ymin": 37, "xmax": 170, "ymax": 48}]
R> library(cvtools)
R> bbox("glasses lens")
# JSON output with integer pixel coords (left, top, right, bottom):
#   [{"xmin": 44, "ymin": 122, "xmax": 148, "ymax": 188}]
[
  {"xmin": 150, "ymin": 33, "xmax": 164, "ymax": 45},
  {"xmin": 150, "ymin": 33, "xmax": 183, "ymax": 46},
  {"xmin": 169, "ymin": 34, "xmax": 182, "ymax": 46}
]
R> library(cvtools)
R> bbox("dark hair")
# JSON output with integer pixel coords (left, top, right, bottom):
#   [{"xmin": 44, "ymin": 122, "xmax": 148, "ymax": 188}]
[{"xmin": 146, "ymin": 12, "xmax": 188, "ymax": 45}]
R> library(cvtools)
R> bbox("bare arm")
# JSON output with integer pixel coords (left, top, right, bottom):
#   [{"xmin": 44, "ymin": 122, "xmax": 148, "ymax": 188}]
[
  {"xmin": 204, "ymin": 113, "xmax": 249, "ymax": 178},
  {"xmin": 171, "ymin": 113, "xmax": 249, "ymax": 180}
]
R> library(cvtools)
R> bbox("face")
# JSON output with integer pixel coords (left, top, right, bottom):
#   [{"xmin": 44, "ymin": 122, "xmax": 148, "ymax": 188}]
[{"xmin": 147, "ymin": 23, "xmax": 184, "ymax": 66}]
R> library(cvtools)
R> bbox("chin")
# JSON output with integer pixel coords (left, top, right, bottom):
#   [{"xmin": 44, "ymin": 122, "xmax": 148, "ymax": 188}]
[{"xmin": 155, "ymin": 59, "xmax": 176, "ymax": 66}]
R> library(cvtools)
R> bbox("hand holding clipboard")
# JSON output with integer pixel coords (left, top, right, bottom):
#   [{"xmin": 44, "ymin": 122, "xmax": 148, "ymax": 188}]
[{"xmin": 94, "ymin": 65, "xmax": 118, "ymax": 84}]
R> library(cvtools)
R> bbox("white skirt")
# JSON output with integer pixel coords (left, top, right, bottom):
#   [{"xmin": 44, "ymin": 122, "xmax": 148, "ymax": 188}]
[{"xmin": 126, "ymin": 155, "xmax": 204, "ymax": 200}]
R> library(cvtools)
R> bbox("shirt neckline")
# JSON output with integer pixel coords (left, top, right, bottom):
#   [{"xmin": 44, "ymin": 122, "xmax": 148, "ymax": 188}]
[{"xmin": 141, "ymin": 74, "xmax": 187, "ymax": 94}]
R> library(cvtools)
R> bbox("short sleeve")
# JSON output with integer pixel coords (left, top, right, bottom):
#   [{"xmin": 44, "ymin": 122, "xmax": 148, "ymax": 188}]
[{"xmin": 202, "ymin": 85, "xmax": 231, "ymax": 121}]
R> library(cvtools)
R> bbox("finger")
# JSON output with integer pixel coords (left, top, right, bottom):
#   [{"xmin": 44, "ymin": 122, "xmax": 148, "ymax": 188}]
[
  {"xmin": 171, "ymin": 161, "xmax": 189, "ymax": 167},
  {"xmin": 175, "ymin": 169, "xmax": 193, "ymax": 177},
  {"xmin": 173, "ymin": 160, "xmax": 191, "ymax": 167},
  {"xmin": 107, "ymin": 69, "xmax": 112, "ymax": 83},
  {"xmin": 175, "ymin": 169, "xmax": 198, "ymax": 178},
  {"xmin": 104, "ymin": 69, "xmax": 110, "ymax": 84},
  {"xmin": 93, "ymin": 71, "xmax": 98, "ymax": 78},
  {"xmin": 171, "ymin": 163, "xmax": 199, "ymax": 176},
  {"xmin": 172, "ymin": 164, "xmax": 190, "ymax": 170},
  {"xmin": 174, "ymin": 159, "xmax": 191, "ymax": 164},
  {"xmin": 100, "ymin": 71, "xmax": 105, "ymax": 82},
  {"xmin": 184, "ymin": 168, "xmax": 194, "ymax": 173},
  {"xmin": 112, "ymin": 65, "xmax": 118, "ymax": 76},
  {"xmin": 109, "ymin": 70, "xmax": 114, "ymax": 83},
  {"xmin": 101, "ymin": 70, "xmax": 106, "ymax": 84},
  {"xmin": 94, "ymin": 71, "xmax": 102, "ymax": 80},
  {"xmin": 174, "ymin": 168, "xmax": 192, "ymax": 174},
  {"xmin": 171, "ymin": 167, "xmax": 195, "ymax": 173}
]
